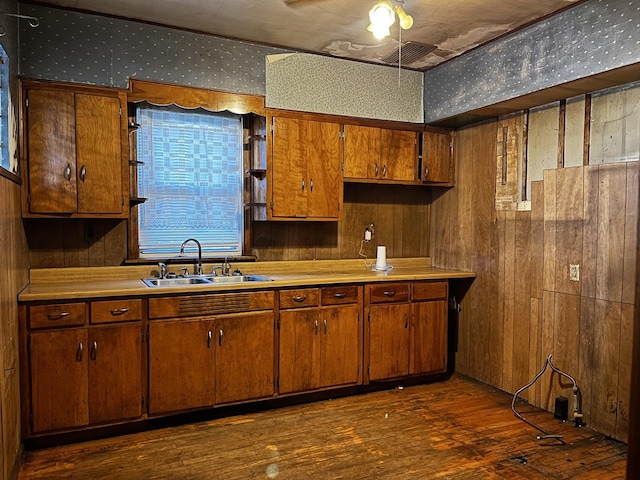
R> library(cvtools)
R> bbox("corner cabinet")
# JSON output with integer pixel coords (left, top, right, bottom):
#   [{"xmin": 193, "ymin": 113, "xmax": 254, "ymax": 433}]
[
  {"xmin": 343, "ymin": 125, "xmax": 418, "ymax": 183},
  {"xmin": 421, "ymin": 129, "xmax": 454, "ymax": 186},
  {"xmin": 267, "ymin": 115, "xmax": 343, "ymax": 221},
  {"xmin": 20, "ymin": 80, "xmax": 129, "ymax": 218}
]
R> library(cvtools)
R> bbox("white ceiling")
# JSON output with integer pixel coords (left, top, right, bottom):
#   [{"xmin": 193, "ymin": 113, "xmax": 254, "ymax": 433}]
[{"xmin": 30, "ymin": 0, "xmax": 586, "ymax": 70}]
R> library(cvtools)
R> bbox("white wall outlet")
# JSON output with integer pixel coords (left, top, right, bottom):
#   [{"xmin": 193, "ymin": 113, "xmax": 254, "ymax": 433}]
[
  {"xmin": 364, "ymin": 224, "xmax": 374, "ymax": 242},
  {"xmin": 569, "ymin": 264, "xmax": 580, "ymax": 282}
]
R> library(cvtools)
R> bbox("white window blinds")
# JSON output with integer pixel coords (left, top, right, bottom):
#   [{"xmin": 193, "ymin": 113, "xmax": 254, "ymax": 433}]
[{"xmin": 137, "ymin": 103, "xmax": 243, "ymax": 258}]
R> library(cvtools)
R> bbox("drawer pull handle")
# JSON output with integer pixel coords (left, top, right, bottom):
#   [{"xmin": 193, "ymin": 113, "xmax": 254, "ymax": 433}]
[
  {"xmin": 91, "ymin": 341, "xmax": 97, "ymax": 360},
  {"xmin": 333, "ymin": 293, "xmax": 347, "ymax": 299},
  {"xmin": 76, "ymin": 342, "xmax": 84, "ymax": 362},
  {"xmin": 63, "ymin": 163, "xmax": 72, "ymax": 181},
  {"xmin": 383, "ymin": 290, "xmax": 396, "ymax": 297},
  {"xmin": 292, "ymin": 295, "xmax": 307, "ymax": 303},
  {"xmin": 314, "ymin": 319, "xmax": 318, "ymax": 335},
  {"xmin": 110, "ymin": 308, "xmax": 130, "ymax": 316},
  {"xmin": 404, "ymin": 314, "xmax": 409, "ymax": 329},
  {"xmin": 219, "ymin": 329, "xmax": 224, "ymax": 347},
  {"xmin": 323, "ymin": 318, "xmax": 327, "ymax": 334},
  {"xmin": 207, "ymin": 330, "xmax": 212, "ymax": 349},
  {"xmin": 79, "ymin": 165, "xmax": 86, "ymax": 182},
  {"xmin": 47, "ymin": 312, "xmax": 70, "ymax": 320}
]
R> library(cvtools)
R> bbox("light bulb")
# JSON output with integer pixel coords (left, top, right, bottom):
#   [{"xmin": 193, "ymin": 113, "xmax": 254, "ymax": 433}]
[{"xmin": 368, "ymin": 2, "xmax": 395, "ymax": 39}]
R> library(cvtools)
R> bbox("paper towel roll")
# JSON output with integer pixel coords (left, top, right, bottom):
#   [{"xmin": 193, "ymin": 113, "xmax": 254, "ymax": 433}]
[{"xmin": 376, "ymin": 245, "xmax": 387, "ymax": 270}]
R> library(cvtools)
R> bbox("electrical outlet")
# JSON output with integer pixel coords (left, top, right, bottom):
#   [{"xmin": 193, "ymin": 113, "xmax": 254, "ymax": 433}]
[
  {"xmin": 569, "ymin": 264, "xmax": 580, "ymax": 282},
  {"xmin": 85, "ymin": 223, "xmax": 104, "ymax": 243},
  {"xmin": 364, "ymin": 223, "xmax": 374, "ymax": 242}
]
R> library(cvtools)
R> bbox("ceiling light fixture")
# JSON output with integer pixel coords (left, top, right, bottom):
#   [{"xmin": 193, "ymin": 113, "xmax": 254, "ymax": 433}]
[{"xmin": 367, "ymin": 0, "xmax": 413, "ymax": 40}]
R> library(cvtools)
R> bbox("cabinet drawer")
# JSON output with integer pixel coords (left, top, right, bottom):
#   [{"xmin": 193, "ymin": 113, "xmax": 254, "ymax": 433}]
[
  {"xmin": 321, "ymin": 285, "xmax": 360, "ymax": 305},
  {"xmin": 279, "ymin": 288, "xmax": 319, "ymax": 309},
  {"xmin": 368, "ymin": 283, "xmax": 410, "ymax": 304},
  {"xmin": 29, "ymin": 303, "xmax": 87, "ymax": 329},
  {"xmin": 91, "ymin": 299, "xmax": 142, "ymax": 324},
  {"xmin": 412, "ymin": 281, "xmax": 448, "ymax": 301}
]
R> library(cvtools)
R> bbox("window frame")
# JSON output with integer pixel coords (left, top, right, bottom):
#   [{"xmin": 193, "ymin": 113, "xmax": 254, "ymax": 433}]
[{"xmin": 125, "ymin": 80, "xmax": 266, "ymax": 262}]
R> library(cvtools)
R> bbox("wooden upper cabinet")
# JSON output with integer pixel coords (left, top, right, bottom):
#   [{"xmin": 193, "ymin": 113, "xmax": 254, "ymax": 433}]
[
  {"xmin": 344, "ymin": 124, "xmax": 418, "ymax": 183},
  {"xmin": 421, "ymin": 129, "xmax": 454, "ymax": 186},
  {"xmin": 22, "ymin": 80, "xmax": 128, "ymax": 218},
  {"xmin": 268, "ymin": 115, "xmax": 343, "ymax": 221}
]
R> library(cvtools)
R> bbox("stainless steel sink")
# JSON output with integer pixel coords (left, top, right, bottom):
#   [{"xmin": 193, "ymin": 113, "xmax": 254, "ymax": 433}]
[
  {"xmin": 205, "ymin": 274, "xmax": 271, "ymax": 283},
  {"xmin": 142, "ymin": 277, "xmax": 213, "ymax": 287},
  {"xmin": 142, "ymin": 274, "xmax": 271, "ymax": 287}
]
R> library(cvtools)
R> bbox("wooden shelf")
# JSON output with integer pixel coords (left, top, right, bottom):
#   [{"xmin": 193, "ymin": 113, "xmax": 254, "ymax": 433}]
[
  {"xmin": 129, "ymin": 197, "xmax": 147, "ymax": 207},
  {"xmin": 246, "ymin": 168, "xmax": 266, "ymax": 180}
]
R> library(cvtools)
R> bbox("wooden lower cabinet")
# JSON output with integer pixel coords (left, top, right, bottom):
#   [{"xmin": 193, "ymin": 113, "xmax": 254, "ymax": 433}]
[
  {"xmin": 215, "ymin": 312, "xmax": 275, "ymax": 404},
  {"xmin": 148, "ymin": 312, "xmax": 276, "ymax": 414},
  {"xmin": 368, "ymin": 303, "xmax": 410, "ymax": 381},
  {"xmin": 278, "ymin": 286, "xmax": 362, "ymax": 394},
  {"xmin": 148, "ymin": 319, "xmax": 215, "ymax": 415},
  {"xmin": 29, "ymin": 324, "xmax": 142, "ymax": 433},
  {"xmin": 366, "ymin": 281, "xmax": 448, "ymax": 382}
]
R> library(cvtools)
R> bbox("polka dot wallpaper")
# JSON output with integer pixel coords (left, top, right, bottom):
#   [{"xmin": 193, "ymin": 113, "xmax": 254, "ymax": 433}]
[
  {"xmin": 18, "ymin": 4, "xmax": 288, "ymax": 95},
  {"xmin": 423, "ymin": 0, "xmax": 640, "ymax": 123}
]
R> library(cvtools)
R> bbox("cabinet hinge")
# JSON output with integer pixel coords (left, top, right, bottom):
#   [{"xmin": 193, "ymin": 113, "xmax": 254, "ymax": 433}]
[
  {"xmin": 25, "ymin": 98, "xmax": 29, "ymax": 108},
  {"xmin": 276, "ymin": 315, "xmax": 280, "ymax": 330},
  {"xmin": 269, "ymin": 201, "xmax": 274, "ymax": 211},
  {"xmin": 119, "ymin": 106, "xmax": 123, "ymax": 118},
  {"xmin": 121, "ymin": 195, "xmax": 125, "ymax": 206},
  {"xmin": 339, "ymin": 130, "xmax": 345, "ymax": 139},
  {"xmin": 341, "ymin": 162, "xmax": 344, "ymax": 172}
]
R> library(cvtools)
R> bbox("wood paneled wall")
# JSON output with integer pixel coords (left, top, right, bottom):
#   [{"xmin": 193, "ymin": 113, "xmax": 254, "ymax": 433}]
[
  {"xmin": 431, "ymin": 115, "xmax": 638, "ymax": 442},
  {"xmin": 252, "ymin": 183, "xmax": 430, "ymax": 261},
  {"xmin": 0, "ymin": 174, "xmax": 29, "ymax": 479},
  {"xmin": 26, "ymin": 183, "xmax": 430, "ymax": 268}
]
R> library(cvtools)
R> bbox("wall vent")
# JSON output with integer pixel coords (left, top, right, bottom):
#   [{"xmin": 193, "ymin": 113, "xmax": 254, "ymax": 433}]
[{"xmin": 380, "ymin": 42, "xmax": 436, "ymax": 66}]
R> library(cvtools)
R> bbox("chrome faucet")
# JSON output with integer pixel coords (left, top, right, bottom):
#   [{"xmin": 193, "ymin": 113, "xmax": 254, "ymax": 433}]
[
  {"xmin": 180, "ymin": 238, "xmax": 203, "ymax": 275},
  {"xmin": 158, "ymin": 262, "xmax": 168, "ymax": 279},
  {"xmin": 223, "ymin": 255, "xmax": 234, "ymax": 276}
]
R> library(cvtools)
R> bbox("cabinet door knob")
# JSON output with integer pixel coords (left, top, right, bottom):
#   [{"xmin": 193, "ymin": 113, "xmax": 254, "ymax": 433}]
[
  {"xmin": 76, "ymin": 342, "xmax": 84, "ymax": 362},
  {"xmin": 79, "ymin": 165, "xmax": 86, "ymax": 182},
  {"xmin": 110, "ymin": 308, "xmax": 130, "ymax": 316},
  {"xmin": 63, "ymin": 164, "xmax": 72, "ymax": 181}
]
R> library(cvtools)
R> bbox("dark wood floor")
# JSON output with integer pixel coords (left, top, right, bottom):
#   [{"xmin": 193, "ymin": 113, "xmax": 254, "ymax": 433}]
[{"xmin": 18, "ymin": 374, "xmax": 627, "ymax": 479}]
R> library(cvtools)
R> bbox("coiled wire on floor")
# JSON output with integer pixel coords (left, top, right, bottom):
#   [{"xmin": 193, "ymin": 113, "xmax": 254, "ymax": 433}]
[{"xmin": 511, "ymin": 354, "xmax": 582, "ymax": 442}]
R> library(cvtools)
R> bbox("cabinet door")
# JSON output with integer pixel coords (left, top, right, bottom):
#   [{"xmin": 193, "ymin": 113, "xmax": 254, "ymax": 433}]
[
  {"xmin": 26, "ymin": 89, "xmax": 77, "ymax": 214},
  {"xmin": 88, "ymin": 324, "xmax": 142, "ymax": 424},
  {"xmin": 368, "ymin": 304, "xmax": 410, "ymax": 381},
  {"xmin": 422, "ymin": 131, "xmax": 453, "ymax": 184},
  {"xmin": 270, "ymin": 117, "xmax": 307, "ymax": 218},
  {"xmin": 306, "ymin": 120, "xmax": 342, "ymax": 219},
  {"xmin": 148, "ymin": 319, "xmax": 215, "ymax": 414},
  {"xmin": 410, "ymin": 300, "xmax": 448, "ymax": 375},
  {"xmin": 320, "ymin": 305, "xmax": 360, "ymax": 388},
  {"xmin": 30, "ymin": 329, "xmax": 88, "ymax": 432},
  {"xmin": 215, "ymin": 312, "xmax": 275, "ymax": 404},
  {"xmin": 343, "ymin": 124, "xmax": 380, "ymax": 179},
  {"xmin": 75, "ymin": 94, "xmax": 124, "ymax": 214},
  {"xmin": 380, "ymin": 129, "xmax": 417, "ymax": 181},
  {"xmin": 279, "ymin": 309, "xmax": 321, "ymax": 394}
]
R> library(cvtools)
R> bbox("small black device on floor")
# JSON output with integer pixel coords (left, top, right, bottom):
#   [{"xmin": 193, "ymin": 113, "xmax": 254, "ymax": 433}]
[{"xmin": 554, "ymin": 396, "xmax": 569, "ymax": 422}]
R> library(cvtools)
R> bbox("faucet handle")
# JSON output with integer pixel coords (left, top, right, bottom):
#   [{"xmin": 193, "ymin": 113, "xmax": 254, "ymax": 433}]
[{"xmin": 180, "ymin": 267, "xmax": 189, "ymax": 277}]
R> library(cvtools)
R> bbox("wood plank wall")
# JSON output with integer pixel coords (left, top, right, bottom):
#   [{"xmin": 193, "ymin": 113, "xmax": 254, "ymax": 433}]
[
  {"xmin": 0, "ymin": 174, "xmax": 29, "ymax": 479},
  {"xmin": 25, "ymin": 183, "xmax": 430, "ymax": 268},
  {"xmin": 430, "ymin": 113, "xmax": 638, "ymax": 443}
]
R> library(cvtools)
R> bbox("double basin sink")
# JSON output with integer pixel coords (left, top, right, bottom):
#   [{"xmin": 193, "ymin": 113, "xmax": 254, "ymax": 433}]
[{"xmin": 142, "ymin": 274, "xmax": 271, "ymax": 288}]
